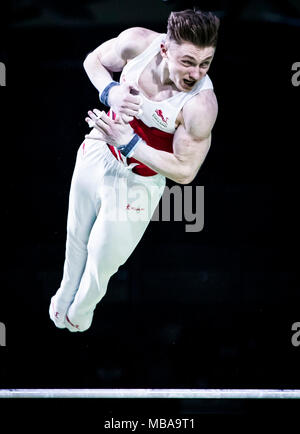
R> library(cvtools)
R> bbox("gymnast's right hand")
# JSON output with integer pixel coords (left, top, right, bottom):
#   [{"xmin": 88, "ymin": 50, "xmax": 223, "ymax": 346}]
[{"xmin": 108, "ymin": 82, "xmax": 142, "ymax": 123}]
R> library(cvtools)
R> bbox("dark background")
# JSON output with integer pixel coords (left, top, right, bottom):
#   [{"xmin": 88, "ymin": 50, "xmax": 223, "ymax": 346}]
[{"xmin": 0, "ymin": 0, "xmax": 300, "ymax": 424}]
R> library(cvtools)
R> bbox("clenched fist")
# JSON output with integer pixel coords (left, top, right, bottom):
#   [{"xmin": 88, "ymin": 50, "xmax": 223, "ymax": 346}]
[{"xmin": 108, "ymin": 82, "xmax": 143, "ymax": 123}]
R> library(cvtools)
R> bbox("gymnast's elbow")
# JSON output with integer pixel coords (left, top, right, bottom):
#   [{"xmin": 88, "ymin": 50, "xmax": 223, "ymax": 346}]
[
  {"xmin": 83, "ymin": 52, "xmax": 94, "ymax": 70},
  {"xmin": 175, "ymin": 168, "xmax": 196, "ymax": 185}
]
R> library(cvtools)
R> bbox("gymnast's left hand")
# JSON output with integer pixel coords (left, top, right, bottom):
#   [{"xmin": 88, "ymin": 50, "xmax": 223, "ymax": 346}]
[{"xmin": 85, "ymin": 108, "xmax": 135, "ymax": 147}]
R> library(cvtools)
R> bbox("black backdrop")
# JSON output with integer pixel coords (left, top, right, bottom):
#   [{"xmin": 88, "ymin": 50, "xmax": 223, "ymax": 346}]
[{"xmin": 1, "ymin": 0, "xmax": 300, "ymax": 427}]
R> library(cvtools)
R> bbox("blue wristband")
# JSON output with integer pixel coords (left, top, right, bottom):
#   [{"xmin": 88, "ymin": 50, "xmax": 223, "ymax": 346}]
[
  {"xmin": 99, "ymin": 81, "xmax": 120, "ymax": 106},
  {"xmin": 118, "ymin": 134, "xmax": 141, "ymax": 158}
]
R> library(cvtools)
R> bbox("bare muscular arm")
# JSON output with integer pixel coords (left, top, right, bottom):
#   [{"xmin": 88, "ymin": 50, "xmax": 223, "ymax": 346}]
[
  {"xmin": 132, "ymin": 90, "xmax": 218, "ymax": 183},
  {"xmin": 83, "ymin": 27, "xmax": 157, "ymax": 95}
]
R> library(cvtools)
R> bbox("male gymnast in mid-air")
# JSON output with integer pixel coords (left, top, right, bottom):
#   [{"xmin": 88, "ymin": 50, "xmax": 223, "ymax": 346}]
[{"xmin": 50, "ymin": 8, "xmax": 219, "ymax": 332}]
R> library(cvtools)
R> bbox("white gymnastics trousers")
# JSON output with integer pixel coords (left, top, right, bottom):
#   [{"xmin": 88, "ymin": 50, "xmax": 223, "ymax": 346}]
[{"xmin": 50, "ymin": 138, "xmax": 165, "ymax": 332}]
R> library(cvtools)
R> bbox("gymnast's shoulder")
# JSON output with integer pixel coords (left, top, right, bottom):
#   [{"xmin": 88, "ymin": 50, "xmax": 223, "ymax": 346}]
[{"xmin": 116, "ymin": 27, "xmax": 160, "ymax": 61}]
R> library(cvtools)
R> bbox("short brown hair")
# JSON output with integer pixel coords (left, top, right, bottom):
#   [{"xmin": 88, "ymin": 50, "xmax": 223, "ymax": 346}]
[{"xmin": 167, "ymin": 8, "xmax": 220, "ymax": 48}]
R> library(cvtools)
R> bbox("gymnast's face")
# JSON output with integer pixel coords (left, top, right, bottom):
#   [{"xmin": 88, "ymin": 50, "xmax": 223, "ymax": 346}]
[{"xmin": 161, "ymin": 39, "xmax": 215, "ymax": 92}]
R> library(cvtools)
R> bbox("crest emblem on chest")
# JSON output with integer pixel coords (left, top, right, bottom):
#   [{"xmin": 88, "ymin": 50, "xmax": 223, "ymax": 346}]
[{"xmin": 153, "ymin": 109, "xmax": 169, "ymax": 127}]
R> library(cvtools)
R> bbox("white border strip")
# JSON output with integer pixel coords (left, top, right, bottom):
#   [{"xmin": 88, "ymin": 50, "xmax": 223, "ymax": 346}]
[{"xmin": 0, "ymin": 389, "xmax": 300, "ymax": 399}]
